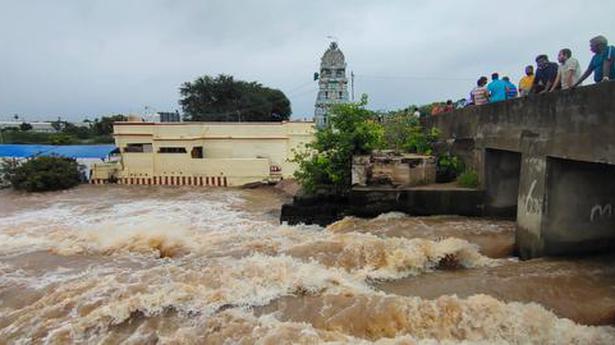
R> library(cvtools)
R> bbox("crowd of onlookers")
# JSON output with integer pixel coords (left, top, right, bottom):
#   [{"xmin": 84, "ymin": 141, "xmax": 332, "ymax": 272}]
[{"xmin": 426, "ymin": 35, "xmax": 614, "ymax": 116}]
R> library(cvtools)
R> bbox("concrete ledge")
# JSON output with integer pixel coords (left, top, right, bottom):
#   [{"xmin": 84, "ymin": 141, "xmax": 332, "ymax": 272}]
[
  {"xmin": 280, "ymin": 187, "xmax": 486, "ymax": 226},
  {"xmin": 348, "ymin": 189, "xmax": 484, "ymax": 218}
]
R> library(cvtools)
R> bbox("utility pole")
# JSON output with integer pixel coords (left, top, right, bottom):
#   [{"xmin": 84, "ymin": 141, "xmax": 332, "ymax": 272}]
[{"xmin": 351, "ymin": 71, "xmax": 355, "ymax": 101}]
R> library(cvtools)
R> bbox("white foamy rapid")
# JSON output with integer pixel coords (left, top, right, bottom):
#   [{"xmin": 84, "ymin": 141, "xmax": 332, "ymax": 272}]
[{"xmin": 0, "ymin": 186, "xmax": 613, "ymax": 344}]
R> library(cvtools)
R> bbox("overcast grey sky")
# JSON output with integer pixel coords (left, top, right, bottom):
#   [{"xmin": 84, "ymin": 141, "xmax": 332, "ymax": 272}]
[{"xmin": 1, "ymin": 0, "xmax": 613, "ymax": 121}]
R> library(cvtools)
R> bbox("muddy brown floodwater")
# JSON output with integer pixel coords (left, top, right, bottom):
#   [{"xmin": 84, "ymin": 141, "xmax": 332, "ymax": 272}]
[{"xmin": 1, "ymin": 185, "xmax": 614, "ymax": 344}]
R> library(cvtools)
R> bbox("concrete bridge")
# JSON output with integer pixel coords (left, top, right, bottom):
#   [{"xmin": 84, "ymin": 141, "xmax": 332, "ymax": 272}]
[{"xmin": 423, "ymin": 82, "xmax": 615, "ymax": 259}]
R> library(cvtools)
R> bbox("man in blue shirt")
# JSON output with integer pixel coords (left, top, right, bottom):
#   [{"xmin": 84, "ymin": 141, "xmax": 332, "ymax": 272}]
[
  {"xmin": 487, "ymin": 73, "xmax": 507, "ymax": 103},
  {"xmin": 502, "ymin": 76, "xmax": 518, "ymax": 99},
  {"xmin": 573, "ymin": 35, "xmax": 615, "ymax": 88}
]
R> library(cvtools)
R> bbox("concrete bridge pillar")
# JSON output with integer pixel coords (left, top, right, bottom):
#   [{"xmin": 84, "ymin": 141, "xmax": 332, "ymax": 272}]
[
  {"xmin": 516, "ymin": 155, "xmax": 615, "ymax": 259},
  {"xmin": 515, "ymin": 156, "xmax": 548, "ymax": 259}
]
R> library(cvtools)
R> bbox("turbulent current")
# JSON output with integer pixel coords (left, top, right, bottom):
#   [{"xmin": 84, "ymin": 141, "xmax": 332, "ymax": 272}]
[{"xmin": 1, "ymin": 186, "xmax": 615, "ymax": 344}]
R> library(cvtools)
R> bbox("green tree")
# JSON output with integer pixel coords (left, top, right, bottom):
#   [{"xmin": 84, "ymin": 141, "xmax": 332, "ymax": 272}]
[
  {"xmin": 62, "ymin": 122, "xmax": 93, "ymax": 139},
  {"xmin": 2, "ymin": 156, "xmax": 82, "ymax": 192},
  {"xmin": 51, "ymin": 119, "xmax": 64, "ymax": 132},
  {"xmin": 292, "ymin": 95, "xmax": 384, "ymax": 193},
  {"xmin": 381, "ymin": 111, "xmax": 439, "ymax": 154},
  {"xmin": 92, "ymin": 114, "xmax": 127, "ymax": 136},
  {"xmin": 179, "ymin": 74, "xmax": 291, "ymax": 122},
  {"xmin": 19, "ymin": 122, "xmax": 33, "ymax": 131}
]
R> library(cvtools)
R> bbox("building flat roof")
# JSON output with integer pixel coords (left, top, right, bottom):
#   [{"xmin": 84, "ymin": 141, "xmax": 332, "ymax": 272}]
[
  {"xmin": 0, "ymin": 144, "xmax": 116, "ymax": 159},
  {"xmin": 113, "ymin": 120, "xmax": 315, "ymax": 126}
]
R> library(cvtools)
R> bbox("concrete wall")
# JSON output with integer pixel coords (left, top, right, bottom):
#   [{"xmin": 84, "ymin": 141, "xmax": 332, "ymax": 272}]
[
  {"xmin": 352, "ymin": 152, "xmax": 436, "ymax": 187},
  {"xmin": 105, "ymin": 121, "xmax": 315, "ymax": 186},
  {"xmin": 423, "ymin": 82, "xmax": 615, "ymax": 258}
]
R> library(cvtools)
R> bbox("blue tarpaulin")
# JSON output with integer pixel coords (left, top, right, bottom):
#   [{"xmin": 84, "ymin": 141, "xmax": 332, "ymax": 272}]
[{"xmin": 0, "ymin": 144, "xmax": 116, "ymax": 159}]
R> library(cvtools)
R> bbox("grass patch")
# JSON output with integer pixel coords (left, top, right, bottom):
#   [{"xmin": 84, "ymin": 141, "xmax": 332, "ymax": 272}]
[{"xmin": 457, "ymin": 170, "xmax": 479, "ymax": 188}]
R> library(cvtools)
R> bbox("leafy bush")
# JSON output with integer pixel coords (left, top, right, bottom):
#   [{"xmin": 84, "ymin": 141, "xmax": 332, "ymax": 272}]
[
  {"xmin": 382, "ymin": 112, "xmax": 439, "ymax": 154},
  {"xmin": 50, "ymin": 133, "xmax": 77, "ymax": 145},
  {"xmin": 0, "ymin": 158, "xmax": 19, "ymax": 187},
  {"xmin": 457, "ymin": 170, "xmax": 480, "ymax": 188},
  {"xmin": 436, "ymin": 154, "xmax": 464, "ymax": 183},
  {"xmin": 1, "ymin": 156, "xmax": 82, "ymax": 192},
  {"xmin": 292, "ymin": 95, "xmax": 384, "ymax": 194}
]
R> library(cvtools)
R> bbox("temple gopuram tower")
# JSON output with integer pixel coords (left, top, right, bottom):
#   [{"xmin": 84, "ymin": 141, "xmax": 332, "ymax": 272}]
[{"xmin": 314, "ymin": 42, "xmax": 350, "ymax": 128}]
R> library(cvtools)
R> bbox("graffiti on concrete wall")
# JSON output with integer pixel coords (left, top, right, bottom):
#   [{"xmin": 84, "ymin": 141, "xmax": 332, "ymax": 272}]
[
  {"xmin": 590, "ymin": 203, "xmax": 612, "ymax": 222},
  {"xmin": 524, "ymin": 180, "xmax": 542, "ymax": 215}
]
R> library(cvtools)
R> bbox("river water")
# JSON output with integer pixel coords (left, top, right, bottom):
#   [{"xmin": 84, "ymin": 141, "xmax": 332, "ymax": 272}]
[{"xmin": 1, "ymin": 185, "xmax": 614, "ymax": 344}]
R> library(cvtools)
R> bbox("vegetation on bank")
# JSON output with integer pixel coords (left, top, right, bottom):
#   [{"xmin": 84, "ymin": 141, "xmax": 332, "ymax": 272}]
[
  {"xmin": 292, "ymin": 96, "xmax": 452, "ymax": 194},
  {"xmin": 179, "ymin": 74, "xmax": 291, "ymax": 122},
  {"xmin": 457, "ymin": 170, "xmax": 480, "ymax": 188},
  {"xmin": 381, "ymin": 111, "xmax": 439, "ymax": 154},
  {"xmin": 292, "ymin": 97, "xmax": 479, "ymax": 194},
  {"xmin": 292, "ymin": 96, "xmax": 383, "ymax": 193},
  {"xmin": 0, "ymin": 156, "xmax": 82, "ymax": 192},
  {"xmin": 0, "ymin": 115, "xmax": 125, "ymax": 145},
  {"xmin": 436, "ymin": 153, "xmax": 464, "ymax": 183}
]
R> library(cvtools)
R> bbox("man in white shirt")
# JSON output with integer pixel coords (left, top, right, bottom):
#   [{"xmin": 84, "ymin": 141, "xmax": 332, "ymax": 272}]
[{"xmin": 549, "ymin": 48, "xmax": 581, "ymax": 91}]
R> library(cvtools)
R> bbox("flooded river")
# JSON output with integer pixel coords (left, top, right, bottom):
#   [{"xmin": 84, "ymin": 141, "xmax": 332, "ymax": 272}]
[{"xmin": 1, "ymin": 185, "xmax": 614, "ymax": 344}]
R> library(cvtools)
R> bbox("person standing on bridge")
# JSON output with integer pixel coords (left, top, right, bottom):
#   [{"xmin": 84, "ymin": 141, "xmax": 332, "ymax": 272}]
[
  {"xmin": 549, "ymin": 48, "xmax": 581, "ymax": 91},
  {"xmin": 502, "ymin": 76, "xmax": 518, "ymax": 99},
  {"xmin": 471, "ymin": 76, "xmax": 490, "ymax": 105},
  {"xmin": 573, "ymin": 35, "xmax": 615, "ymax": 88},
  {"xmin": 518, "ymin": 65, "xmax": 535, "ymax": 96},
  {"xmin": 531, "ymin": 55, "xmax": 559, "ymax": 94},
  {"xmin": 487, "ymin": 73, "xmax": 507, "ymax": 103}
]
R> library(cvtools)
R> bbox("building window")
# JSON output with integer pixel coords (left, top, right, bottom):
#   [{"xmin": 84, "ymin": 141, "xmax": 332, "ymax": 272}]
[
  {"xmin": 158, "ymin": 147, "xmax": 187, "ymax": 154},
  {"xmin": 191, "ymin": 146, "xmax": 204, "ymax": 159},
  {"xmin": 325, "ymin": 91, "xmax": 329, "ymax": 99},
  {"xmin": 339, "ymin": 91, "xmax": 343, "ymax": 98},
  {"xmin": 124, "ymin": 143, "xmax": 152, "ymax": 153}
]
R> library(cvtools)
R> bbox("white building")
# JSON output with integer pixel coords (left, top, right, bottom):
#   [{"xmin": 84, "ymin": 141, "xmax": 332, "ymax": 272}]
[{"xmin": 0, "ymin": 121, "xmax": 57, "ymax": 133}]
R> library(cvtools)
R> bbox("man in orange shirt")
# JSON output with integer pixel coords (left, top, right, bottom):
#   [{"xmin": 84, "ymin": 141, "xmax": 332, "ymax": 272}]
[{"xmin": 518, "ymin": 65, "xmax": 535, "ymax": 96}]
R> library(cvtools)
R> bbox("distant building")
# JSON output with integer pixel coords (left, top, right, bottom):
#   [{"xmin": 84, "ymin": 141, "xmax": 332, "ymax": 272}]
[
  {"xmin": 314, "ymin": 42, "xmax": 350, "ymax": 128},
  {"xmin": 0, "ymin": 120, "xmax": 89, "ymax": 133},
  {"xmin": 0, "ymin": 121, "xmax": 57, "ymax": 133},
  {"xmin": 91, "ymin": 121, "xmax": 315, "ymax": 186}
]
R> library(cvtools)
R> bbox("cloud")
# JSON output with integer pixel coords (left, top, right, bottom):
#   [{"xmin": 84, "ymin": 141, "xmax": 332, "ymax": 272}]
[{"xmin": 0, "ymin": 0, "xmax": 613, "ymax": 121}]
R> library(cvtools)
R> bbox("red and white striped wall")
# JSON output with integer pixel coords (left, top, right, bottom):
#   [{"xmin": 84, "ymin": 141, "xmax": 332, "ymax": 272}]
[{"xmin": 110, "ymin": 176, "xmax": 229, "ymax": 187}]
